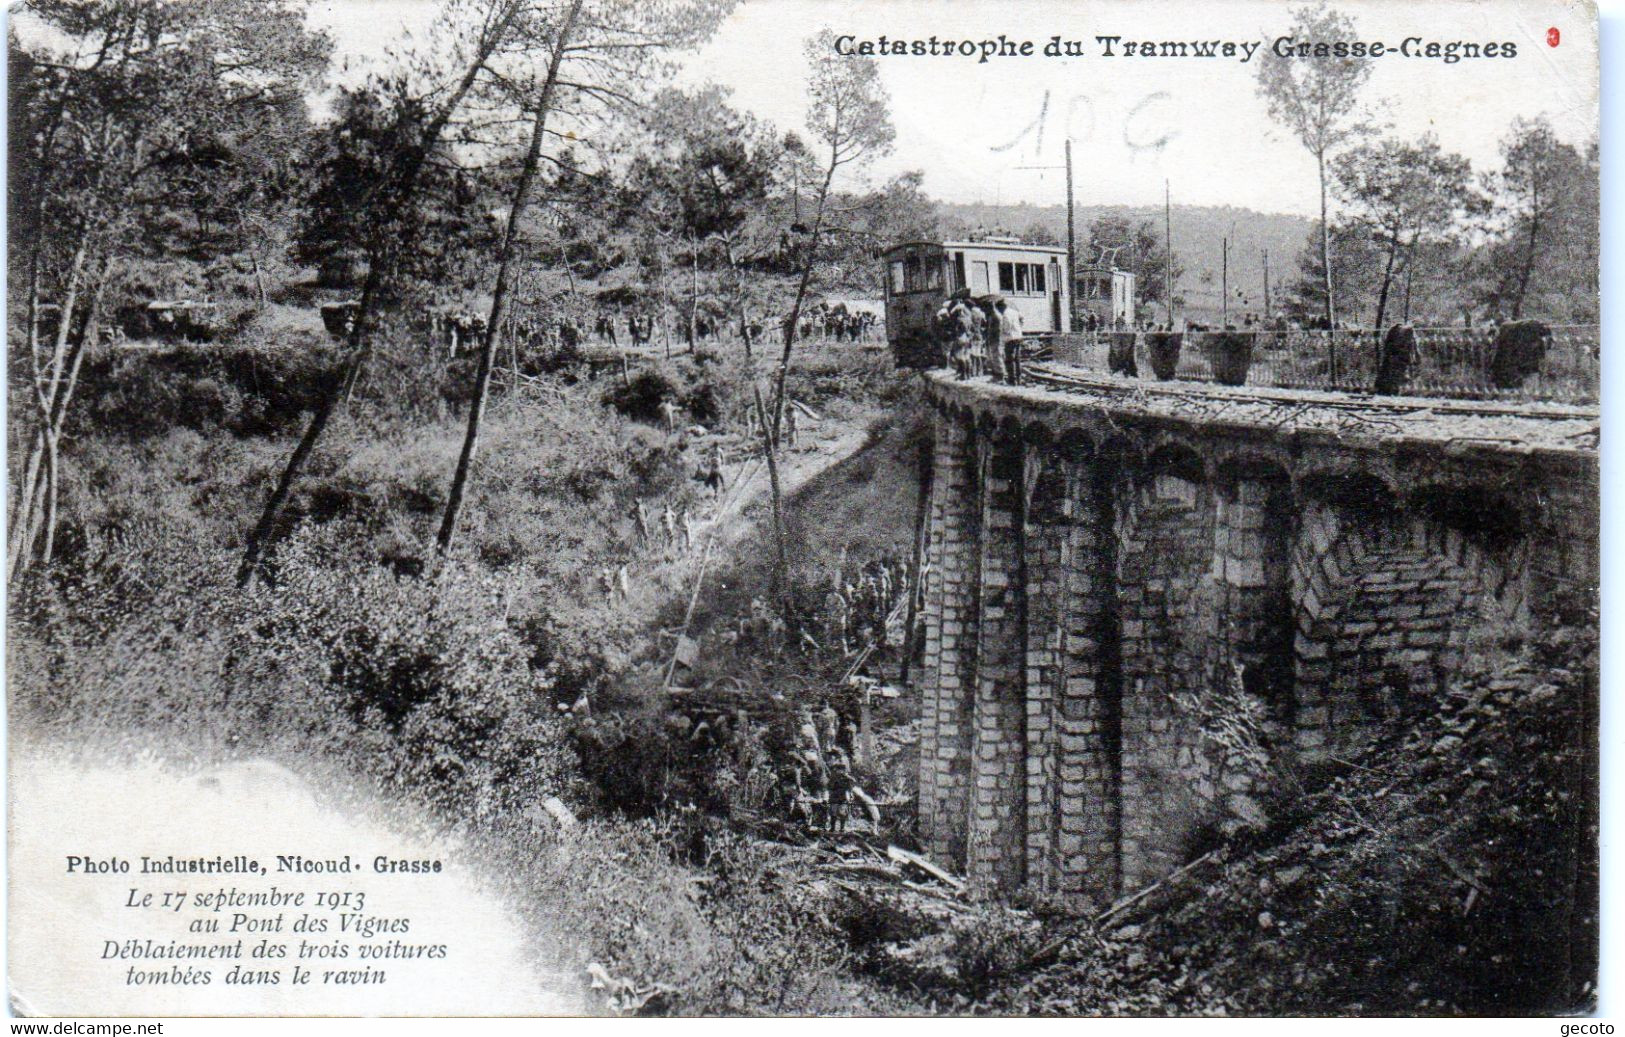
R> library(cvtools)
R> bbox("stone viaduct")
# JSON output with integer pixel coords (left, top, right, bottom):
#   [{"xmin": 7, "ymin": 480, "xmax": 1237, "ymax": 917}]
[{"xmin": 914, "ymin": 370, "xmax": 1599, "ymax": 901}]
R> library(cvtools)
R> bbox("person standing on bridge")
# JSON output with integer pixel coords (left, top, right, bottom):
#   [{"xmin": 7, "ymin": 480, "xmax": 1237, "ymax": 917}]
[
  {"xmin": 980, "ymin": 297, "xmax": 1004, "ymax": 382},
  {"xmin": 997, "ymin": 298, "xmax": 1025, "ymax": 385}
]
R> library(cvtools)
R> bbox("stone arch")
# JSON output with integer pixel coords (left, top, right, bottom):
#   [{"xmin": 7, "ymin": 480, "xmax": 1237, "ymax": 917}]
[
  {"xmin": 1297, "ymin": 465, "xmax": 1400, "ymax": 514},
  {"xmin": 1113, "ymin": 431, "xmax": 1219, "ymax": 889},
  {"xmin": 1290, "ymin": 486, "xmax": 1526, "ymax": 757},
  {"xmin": 1209, "ymin": 457, "xmax": 1297, "ymax": 717},
  {"xmin": 1055, "ymin": 426, "xmax": 1094, "ymax": 463},
  {"xmin": 1146, "ymin": 437, "xmax": 1208, "ymax": 484}
]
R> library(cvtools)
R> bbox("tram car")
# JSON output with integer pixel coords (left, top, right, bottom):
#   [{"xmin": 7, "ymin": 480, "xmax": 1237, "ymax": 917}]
[
  {"xmin": 883, "ymin": 238, "xmax": 1069, "ymax": 368},
  {"xmin": 1075, "ymin": 265, "xmax": 1137, "ymax": 329}
]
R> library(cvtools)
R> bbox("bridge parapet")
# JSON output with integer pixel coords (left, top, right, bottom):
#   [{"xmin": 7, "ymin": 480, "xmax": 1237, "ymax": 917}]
[
  {"xmin": 916, "ymin": 371, "xmax": 1597, "ymax": 899},
  {"xmin": 1054, "ymin": 325, "xmax": 1599, "ymax": 405}
]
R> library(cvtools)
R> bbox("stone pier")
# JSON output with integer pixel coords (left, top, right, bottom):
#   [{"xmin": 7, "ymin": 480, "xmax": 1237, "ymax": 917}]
[{"xmin": 915, "ymin": 372, "xmax": 1599, "ymax": 898}]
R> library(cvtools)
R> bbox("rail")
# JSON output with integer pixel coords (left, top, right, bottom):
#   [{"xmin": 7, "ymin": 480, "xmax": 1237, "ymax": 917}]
[{"xmin": 1053, "ymin": 325, "xmax": 1599, "ymax": 406}]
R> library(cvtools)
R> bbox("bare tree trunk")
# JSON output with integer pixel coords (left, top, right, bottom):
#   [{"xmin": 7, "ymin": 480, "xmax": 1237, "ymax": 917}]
[
  {"xmin": 660, "ymin": 257, "xmax": 672, "ymax": 359},
  {"xmin": 1318, "ymin": 148, "xmax": 1335, "ymax": 329},
  {"xmin": 12, "ymin": 470, "xmax": 49, "ymax": 579},
  {"xmin": 756, "ymin": 158, "xmax": 837, "ymax": 598},
  {"xmin": 1513, "ymin": 183, "xmax": 1540, "ymax": 320},
  {"xmin": 752, "ymin": 383, "xmax": 788, "ymax": 607},
  {"xmin": 11, "ymin": 232, "xmax": 90, "ymax": 580},
  {"xmin": 8, "ymin": 433, "xmax": 45, "ymax": 579},
  {"xmin": 238, "ymin": 1, "xmax": 523, "ymax": 585},
  {"xmin": 1373, "ymin": 233, "xmax": 1399, "ymax": 330},
  {"xmin": 723, "ymin": 235, "xmax": 751, "ymax": 360},
  {"xmin": 436, "ymin": 0, "xmax": 584, "ymax": 558},
  {"xmin": 561, "ymin": 241, "xmax": 577, "ymax": 296},
  {"xmin": 688, "ymin": 232, "xmax": 700, "ymax": 354},
  {"xmin": 1402, "ymin": 246, "xmax": 1415, "ymax": 324},
  {"xmin": 238, "ymin": 285, "xmax": 372, "ymax": 586},
  {"xmin": 771, "ymin": 165, "xmax": 836, "ymax": 436},
  {"xmin": 40, "ymin": 429, "xmax": 60, "ymax": 566},
  {"xmin": 38, "ymin": 273, "xmax": 109, "ymax": 567}
]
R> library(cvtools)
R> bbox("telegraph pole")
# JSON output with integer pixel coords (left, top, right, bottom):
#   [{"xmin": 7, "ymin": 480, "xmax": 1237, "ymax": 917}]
[
  {"xmin": 1065, "ymin": 139, "xmax": 1076, "ymax": 331},
  {"xmin": 1164, "ymin": 180, "xmax": 1174, "ymax": 328},
  {"xmin": 1262, "ymin": 248, "xmax": 1271, "ymax": 318},
  {"xmin": 1221, "ymin": 236, "xmax": 1230, "ymax": 328},
  {"xmin": 1016, "ymin": 137, "xmax": 1077, "ymax": 331}
]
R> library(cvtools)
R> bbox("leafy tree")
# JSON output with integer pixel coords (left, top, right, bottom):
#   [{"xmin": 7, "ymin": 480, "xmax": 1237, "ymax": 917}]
[
  {"xmin": 1255, "ymin": 2, "xmax": 1373, "ymax": 328},
  {"xmin": 239, "ymin": 0, "xmax": 532, "ymax": 586},
  {"xmin": 1332, "ymin": 135, "xmax": 1482, "ymax": 329},
  {"xmin": 292, "ymin": 85, "xmax": 498, "ymax": 305},
  {"xmin": 1085, "ymin": 214, "xmax": 1184, "ymax": 309},
  {"xmin": 624, "ymin": 86, "xmax": 781, "ymax": 352},
  {"xmin": 7, "ymin": 0, "xmax": 330, "ymax": 579},
  {"xmin": 1019, "ymin": 221, "xmax": 1059, "ymax": 247},
  {"xmin": 435, "ymin": 0, "xmax": 737, "ymax": 558},
  {"xmin": 1477, "ymin": 118, "xmax": 1599, "ymax": 321},
  {"xmin": 759, "ymin": 28, "xmax": 893, "ymax": 603},
  {"xmin": 1282, "ymin": 221, "xmax": 1384, "ymax": 326}
]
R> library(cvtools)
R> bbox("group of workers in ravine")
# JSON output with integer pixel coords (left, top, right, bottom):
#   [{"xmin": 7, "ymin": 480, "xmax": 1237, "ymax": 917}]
[
  {"xmin": 726, "ymin": 549, "xmax": 908, "ymax": 659},
  {"xmin": 772, "ymin": 703, "xmax": 877, "ymax": 833}
]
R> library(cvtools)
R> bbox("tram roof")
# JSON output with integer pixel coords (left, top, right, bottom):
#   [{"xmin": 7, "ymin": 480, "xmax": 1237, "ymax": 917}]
[{"xmin": 883, "ymin": 240, "xmax": 1068, "ymax": 258}]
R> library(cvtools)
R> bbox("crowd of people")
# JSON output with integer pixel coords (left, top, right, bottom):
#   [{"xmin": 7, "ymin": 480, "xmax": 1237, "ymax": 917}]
[
  {"xmin": 767, "ymin": 703, "xmax": 877, "ymax": 833},
  {"xmin": 724, "ymin": 549, "xmax": 910, "ymax": 658},
  {"xmin": 570, "ymin": 691, "xmax": 881, "ymax": 835},
  {"xmin": 935, "ymin": 289, "xmax": 1026, "ymax": 385}
]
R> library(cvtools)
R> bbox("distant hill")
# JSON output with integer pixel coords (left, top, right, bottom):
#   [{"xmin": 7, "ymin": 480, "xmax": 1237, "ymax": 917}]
[{"xmin": 936, "ymin": 201, "xmax": 1315, "ymax": 320}]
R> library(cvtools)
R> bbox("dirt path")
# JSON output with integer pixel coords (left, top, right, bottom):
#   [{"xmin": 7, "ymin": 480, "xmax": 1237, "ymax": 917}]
[{"xmin": 699, "ymin": 417, "xmax": 874, "ymax": 555}]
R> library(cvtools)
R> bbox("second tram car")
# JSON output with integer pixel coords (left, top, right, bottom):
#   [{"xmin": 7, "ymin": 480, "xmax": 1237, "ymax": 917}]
[
  {"xmin": 883, "ymin": 239, "xmax": 1069, "ymax": 368},
  {"xmin": 1075, "ymin": 265, "xmax": 1137, "ymax": 329}
]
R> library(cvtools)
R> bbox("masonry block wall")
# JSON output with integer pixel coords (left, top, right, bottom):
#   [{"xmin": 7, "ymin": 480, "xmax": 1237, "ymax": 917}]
[
  {"xmin": 1021, "ymin": 440, "xmax": 1121, "ymax": 901},
  {"xmin": 969, "ymin": 428, "xmax": 1028, "ymax": 889},
  {"xmin": 917, "ymin": 414, "xmax": 978, "ymax": 866},
  {"xmin": 1115, "ymin": 466, "xmax": 1217, "ymax": 890},
  {"xmin": 915, "ymin": 391, "xmax": 1599, "ymax": 901}
]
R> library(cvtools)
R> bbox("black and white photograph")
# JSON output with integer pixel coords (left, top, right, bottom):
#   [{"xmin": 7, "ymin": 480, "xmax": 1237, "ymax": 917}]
[{"xmin": 4, "ymin": 0, "xmax": 1604, "ymax": 1018}]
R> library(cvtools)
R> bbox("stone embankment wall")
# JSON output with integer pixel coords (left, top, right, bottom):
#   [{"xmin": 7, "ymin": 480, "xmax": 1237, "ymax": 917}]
[{"xmin": 915, "ymin": 373, "xmax": 1599, "ymax": 900}]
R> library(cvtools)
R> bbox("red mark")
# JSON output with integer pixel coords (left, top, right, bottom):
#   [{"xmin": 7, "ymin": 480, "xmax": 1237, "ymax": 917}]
[{"xmin": 1548, "ymin": 27, "xmax": 1561, "ymax": 47}]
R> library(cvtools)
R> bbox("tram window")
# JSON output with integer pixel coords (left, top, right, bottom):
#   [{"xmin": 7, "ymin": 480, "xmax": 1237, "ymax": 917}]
[
  {"xmin": 1032, "ymin": 265, "xmax": 1046, "ymax": 293},
  {"xmin": 923, "ymin": 260, "xmax": 942, "ymax": 292},
  {"xmin": 1015, "ymin": 265, "xmax": 1029, "ymax": 293},
  {"xmin": 903, "ymin": 255, "xmax": 921, "ymax": 291},
  {"xmin": 889, "ymin": 261, "xmax": 905, "ymax": 295},
  {"xmin": 997, "ymin": 263, "xmax": 1015, "ymax": 293}
]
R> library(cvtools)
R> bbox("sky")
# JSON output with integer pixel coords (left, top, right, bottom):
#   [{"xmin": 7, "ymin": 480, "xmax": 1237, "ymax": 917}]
[{"xmin": 303, "ymin": 0, "xmax": 1599, "ymax": 217}]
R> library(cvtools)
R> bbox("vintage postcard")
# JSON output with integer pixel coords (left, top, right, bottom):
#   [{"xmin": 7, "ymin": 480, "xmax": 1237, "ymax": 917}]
[{"xmin": 5, "ymin": 0, "xmax": 1601, "ymax": 1018}]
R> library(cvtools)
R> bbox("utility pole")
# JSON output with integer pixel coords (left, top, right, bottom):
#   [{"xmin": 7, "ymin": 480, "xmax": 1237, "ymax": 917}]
[
  {"xmin": 1221, "ymin": 236, "xmax": 1229, "ymax": 328},
  {"xmin": 1065, "ymin": 139, "xmax": 1076, "ymax": 332},
  {"xmin": 1262, "ymin": 248, "xmax": 1271, "ymax": 318},
  {"xmin": 1164, "ymin": 179, "xmax": 1174, "ymax": 328},
  {"xmin": 1016, "ymin": 138, "xmax": 1076, "ymax": 330}
]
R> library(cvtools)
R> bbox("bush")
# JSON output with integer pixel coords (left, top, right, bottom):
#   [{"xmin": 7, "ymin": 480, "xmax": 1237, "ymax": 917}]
[
  {"xmin": 10, "ymin": 525, "xmax": 578, "ymax": 822},
  {"xmin": 605, "ymin": 368, "xmax": 682, "ymax": 424},
  {"xmin": 77, "ymin": 334, "xmax": 340, "ymax": 437}
]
